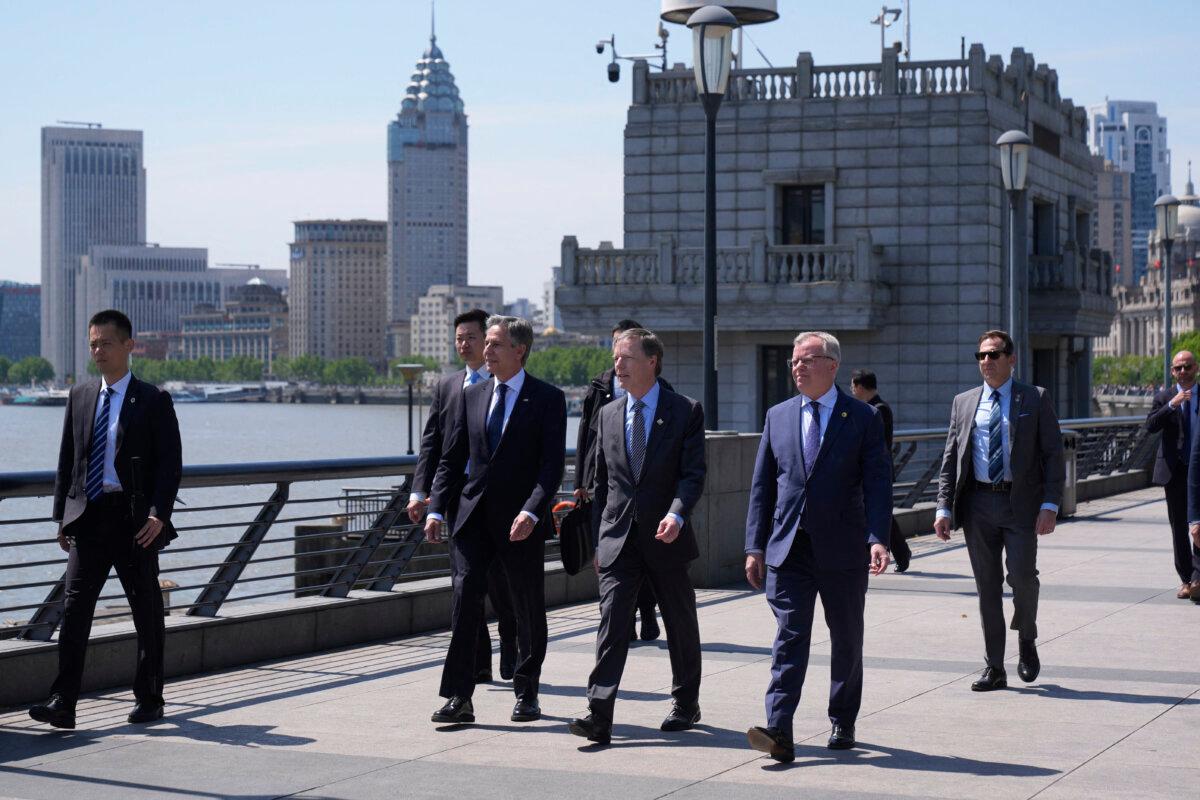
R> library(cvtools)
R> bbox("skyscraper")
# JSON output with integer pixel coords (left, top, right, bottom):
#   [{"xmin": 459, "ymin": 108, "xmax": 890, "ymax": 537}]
[
  {"xmin": 0, "ymin": 281, "xmax": 40, "ymax": 361},
  {"xmin": 1088, "ymin": 100, "xmax": 1171, "ymax": 284},
  {"xmin": 386, "ymin": 25, "xmax": 468, "ymax": 355},
  {"xmin": 41, "ymin": 125, "xmax": 146, "ymax": 381}
]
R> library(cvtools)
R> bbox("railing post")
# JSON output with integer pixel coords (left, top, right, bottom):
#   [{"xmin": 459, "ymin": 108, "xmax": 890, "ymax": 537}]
[
  {"xmin": 751, "ymin": 233, "xmax": 767, "ymax": 282},
  {"xmin": 188, "ymin": 481, "xmax": 290, "ymax": 617},
  {"xmin": 658, "ymin": 233, "xmax": 675, "ymax": 284},
  {"xmin": 795, "ymin": 53, "xmax": 813, "ymax": 99},
  {"xmin": 968, "ymin": 43, "xmax": 986, "ymax": 91},
  {"xmin": 561, "ymin": 236, "xmax": 578, "ymax": 285},
  {"xmin": 322, "ymin": 491, "xmax": 410, "ymax": 598},
  {"xmin": 855, "ymin": 235, "xmax": 875, "ymax": 282},
  {"xmin": 882, "ymin": 47, "xmax": 899, "ymax": 94}
]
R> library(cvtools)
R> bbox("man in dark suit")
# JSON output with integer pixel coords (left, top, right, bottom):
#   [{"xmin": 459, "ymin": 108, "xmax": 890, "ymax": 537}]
[
  {"xmin": 934, "ymin": 330, "xmax": 1064, "ymax": 692},
  {"xmin": 425, "ymin": 315, "xmax": 566, "ymax": 724},
  {"xmin": 575, "ymin": 318, "xmax": 672, "ymax": 641},
  {"xmin": 850, "ymin": 369, "xmax": 910, "ymax": 573},
  {"xmin": 407, "ymin": 308, "xmax": 517, "ymax": 681},
  {"xmin": 1151, "ymin": 350, "xmax": 1200, "ymax": 599},
  {"xmin": 568, "ymin": 328, "xmax": 706, "ymax": 745},
  {"xmin": 29, "ymin": 309, "xmax": 182, "ymax": 729},
  {"xmin": 744, "ymin": 331, "xmax": 892, "ymax": 763}
]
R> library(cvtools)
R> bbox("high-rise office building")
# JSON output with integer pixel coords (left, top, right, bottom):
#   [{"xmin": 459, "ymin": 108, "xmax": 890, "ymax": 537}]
[
  {"xmin": 0, "ymin": 281, "xmax": 41, "ymax": 361},
  {"xmin": 1094, "ymin": 161, "xmax": 1134, "ymax": 285},
  {"xmin": 41, "ymin": 126, "xmax": 146, "ymax": 381},
  {"xmin": 289, "ymin": 220, "xmax": 388, "ymax": 366},
  {"xmin": 386, "ymin": 28, "xmax": 468, "ymax": 353},
  {"xmin": 1088, "ymin": 100, "xmax": 1171, "ymax": 284}
]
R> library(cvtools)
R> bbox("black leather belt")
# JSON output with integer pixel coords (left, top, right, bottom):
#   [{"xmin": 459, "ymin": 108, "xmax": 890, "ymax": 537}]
[{"xmin": 973, "ymin": 480, "xmax": 1012, "ymax": 493}]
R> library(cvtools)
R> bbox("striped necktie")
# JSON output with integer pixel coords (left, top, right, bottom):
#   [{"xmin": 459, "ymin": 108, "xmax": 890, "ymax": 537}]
[
  {"xmin": 86, "ymin": 388, "xmax": 114, "ymax": 501},
  {"xmin": 987, "ymin": 390, "xmax": 1004, "ymax": 482},
  {"xmin": 630, "ymin": 399, "xmax": 647, "ymax": 480},
  {"xmin": 802, "ymin": 401, "xmax": 821, "ymax": 474}
]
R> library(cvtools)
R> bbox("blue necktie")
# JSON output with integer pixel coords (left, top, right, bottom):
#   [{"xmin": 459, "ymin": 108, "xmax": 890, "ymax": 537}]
[
  {"xmin": 987, "ymin": 390, "xmax": 1004, "ymax": 483},
  {"xmin": 86, "ymin": 388, "xmax": 114, "ymax": 501},
  {"xmin": 487, "ymin": 382, "xmax": 508, "ymax": 455},
  {"xmin": 802, "ymin": 401, "xmax": 820, "ymax": 474}
]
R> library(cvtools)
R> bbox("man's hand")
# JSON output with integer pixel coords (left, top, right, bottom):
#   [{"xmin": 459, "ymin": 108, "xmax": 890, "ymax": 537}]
[
  {"xmin": 135, "ymin": 516, "xmax": 164, "ymax": 549},
  {"xmin": 745, "ymin": 553, "xmax": 765, "ymax": 590},
  {"xmin": 593, "ymin": 553, "xmax": 601, "ymax": 576},
  {"xmin": 934, "ymin": 516, "xmax": 952, "ymax": 541},
  {"xmin": 56, "ymin": 523, "xmax": 69, "ymax": 553},
  {"xmin": 406, "ymin": 497, "xmax": 429, "ymax": 524},
  {"xmin": 424, "ymin": 516, "xmax": 444, "ymax": 544},
  {"xmin": 573, "ymin": 487, "xmax": 590, "ymax": 503},
  {"xmin": 655, "ymin": 515, "xmax": 681, "ymax": 543},
  {"xmin": 869, "ymin": 543, "xmax": 890, "ymax": 576},
  {"xmin": 1035, "ymin": 508, "xmax": 1057, "ymax": 536},
  {"xmin": 1170, "ymin": 388, "xmax": 1193, "ymax": 408},
  {"xmin": 510, "ymin": 514, "xmax": 535, "ymax": 542}
]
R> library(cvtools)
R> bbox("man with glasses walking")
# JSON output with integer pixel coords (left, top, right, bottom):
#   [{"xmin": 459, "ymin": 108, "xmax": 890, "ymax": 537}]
[
  {"xmin": 934, "ymin": 330, "xmax": 1064, "ymax": 692},
  {"xmin": 1153, "ymin": 351, "xmax": 1200, "ymax": 599}
]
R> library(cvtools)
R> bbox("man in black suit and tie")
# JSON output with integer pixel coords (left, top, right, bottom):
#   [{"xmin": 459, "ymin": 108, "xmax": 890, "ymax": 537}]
[
  {"xmin": 1150, "ymin": 350, "xmax": 1200, "ymax": 599},
  {"xmin": 744, "ymin": 331, "xmax": 892, "ymax": 763},
  {"xmin": 568, "ymin": 328, "xmax": 706, "ymax": 745},
  {"xmin": 29, "ymin": 309, "xmax": 182, "ymax": 729},
  {"xmin": 407, "ymin": 309, "xmax": 517, "ymax": 681},
  {"xmin": 425, "ymin": 315, "xmax": 566, "ymax": 724},
  {"xmin": 934, "ymin": 330, "xmax": 1064, "ymax": 692},
  {"xmin": 850, "ymin": 369, "xmax": 911, "ymax": 573}
]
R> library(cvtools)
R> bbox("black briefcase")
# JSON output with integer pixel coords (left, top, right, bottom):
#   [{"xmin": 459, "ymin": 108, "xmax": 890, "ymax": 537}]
[{"xmin": 557, "ymin": 501, "xmax": 594, "ymax": 576}]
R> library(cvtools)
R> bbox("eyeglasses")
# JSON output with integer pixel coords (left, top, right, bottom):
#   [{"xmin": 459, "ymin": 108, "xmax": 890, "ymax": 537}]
[
  {"xmin": 1172, "ymin": 363, "xmax": 1196, "ymax": 372},
  {"xmin": 788, "ymin": 355, "xmax": 834, "ymax": 369},
  {"xmin": 974, "ymin": 350, "xmax": 1010, "ymax": 362}
]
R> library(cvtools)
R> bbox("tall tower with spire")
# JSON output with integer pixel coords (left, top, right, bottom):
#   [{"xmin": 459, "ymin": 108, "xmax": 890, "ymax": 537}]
[{"xmin": 386, "ymin": 15, "xmax": 468, "ymax": 354}]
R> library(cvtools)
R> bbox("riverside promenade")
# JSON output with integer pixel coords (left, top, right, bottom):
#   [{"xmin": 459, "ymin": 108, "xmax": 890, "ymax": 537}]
[{"xmin": 2, "ymin": 486, "xmax": 1197, "ymax": 799}]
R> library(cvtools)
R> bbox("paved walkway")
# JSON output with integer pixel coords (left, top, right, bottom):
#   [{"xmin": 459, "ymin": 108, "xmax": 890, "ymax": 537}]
[{"xmin": 2, "ymin": 488, "xmax": 1198, "ymax": 799}]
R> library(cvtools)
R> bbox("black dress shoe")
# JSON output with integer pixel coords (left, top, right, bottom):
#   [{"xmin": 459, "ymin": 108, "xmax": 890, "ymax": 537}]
[
  {"xmin": 747, "ymin": 726, "xmax": 794, "ymax": 763},
  {"xmin": 127, "ymin": 701, "xmax": 165, "ymax": 724},
  {"xmin": 568, "ymin": 714, "xmax": 612, "ymax": 745},
  {"xmin": 660, "ymin": 703, "xmax": 701, "ymax": 731},
  {"xmin": 971, "ymin": 666, "xmax": 1008, "ymax": 692},
  {"xmin": 431, "ymin": 697, "xmax": 475, "ymax": 724},
  {"xmin": 640, "ymin": 616, "xmax": 660, "ymax": 641},
  {"xmin": 827, "ymin": 722, "xmax": 856, "ymax": 750},
  {"xmin": 28, "ymin": 696, "xmax": 75, "ymax": 729},
  {"xmin": 1018, "ymin": 639, "xmax": 1040, "ymax": 683},
  {"xmin": 499, "ymin": 639, "xmax": 516, "ymax": 681},
  {"xmin": 893, "ymin": 554, "xmax": 910, "ymax": 573},
  {"xmin": 475, "ymin": 667, "xmax": 494, "ymax": 683},
  {"xmin": 511, "ymin": 699, "xmax": 541, "ymax": 722}
]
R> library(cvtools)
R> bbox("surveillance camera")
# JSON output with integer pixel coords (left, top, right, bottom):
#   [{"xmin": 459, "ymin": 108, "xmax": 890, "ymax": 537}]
[
  {"xmin": 607, "ymin": 62, "xmax": 620, "ymax": 83},
  {"xmin": 595, "ymin": 42, "xmax": 605, "ymax": 54}
]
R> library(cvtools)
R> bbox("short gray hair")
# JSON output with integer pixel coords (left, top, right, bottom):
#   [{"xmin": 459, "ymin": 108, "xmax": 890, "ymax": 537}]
[
  {"xmin": 486, "ymin": 315, "xmax": 534, "ymax": 364},
  {"xmin": 614, "ymin": 327, "xmax": 664, "ymax": 376},
  {"xmin": 793, "ymin": 331, "xmax": 841, "ymax": 362}
]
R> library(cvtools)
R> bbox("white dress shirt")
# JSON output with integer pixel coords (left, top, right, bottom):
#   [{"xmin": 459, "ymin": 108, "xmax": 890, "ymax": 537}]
[{"xmin": 95, "ymin": 372, "xmax": 132, "ymax": 492}]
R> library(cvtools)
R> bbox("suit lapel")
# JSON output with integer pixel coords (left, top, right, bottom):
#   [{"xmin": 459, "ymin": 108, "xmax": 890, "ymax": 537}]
[
  {"xmin": 488, "ymin": 375, "xmax": 533, "ymax": 458},
  {"xmin": 960, "ymin": 387, "xmax": 983, "ymax": 476},
  {"xmin": 115, "ymin": 376, "xmax": 141, "ymax": 455},
  {"xmin": 639, "ymin": 392, "xmax": 673, "ymax": 482},
  {"xmin": 812, "ymin": 390, "xmax": 850, "ymax": 474},
  {"xmin": 605, "ymin": 395, "xmax": 634, "ymax": 483},
  {"xmin": 79, "ymin": 381, "xmax": 101, "ymax": 453},
  {"xmin": 1007, "ymin": 381, "xmax": 1023, "ymax": 452}
]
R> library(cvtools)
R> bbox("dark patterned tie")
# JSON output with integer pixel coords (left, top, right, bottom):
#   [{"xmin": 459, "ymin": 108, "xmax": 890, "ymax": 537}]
[
  {"xmin": 987, "ymin": 390, "xmax": 1004, "ymax": 482},
  {"xmin": 802, "ymin": 401, "xmax": 821, "ymax": 473},
  {"xmin": 486, "ymin": 382, "xmax": 508, "ymax": 455},
  {"xmin": 86, "ymin": 388, "xmax": 114, "ymax": 501},
  {"xmin": 630, "ymin": 399, "xmax": 647, "ymax": 480}
]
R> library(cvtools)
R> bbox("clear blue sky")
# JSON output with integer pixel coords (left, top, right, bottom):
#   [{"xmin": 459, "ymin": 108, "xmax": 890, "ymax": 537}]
[{"xmin": 1, "ymin": 1, "xmax": 1196, "ymax": 302}]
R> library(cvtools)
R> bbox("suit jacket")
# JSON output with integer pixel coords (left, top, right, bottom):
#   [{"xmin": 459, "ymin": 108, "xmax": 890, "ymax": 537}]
[
  {"xmin": 413, "ymin": 369, "xmax": 470, "ymax": 497},
  {"xmin": 590, "ymin": 388, "xmax": 706, "ymax": 569},
  {"xmin": 575, "ymin": 368, "xmax": 674, "ymax": 495},
  {"xmin": 1147, "ymin": 386, "xmax": 1193, "ymax": 486},
  {"xmin": 866, "ymin": 395, "xmax": 894, "ymax": 452},
  {"xmin": 53, "ymin": 375, "xmax": 183, "ymax": 548},
  {"xmin": 430, "ymin": 371, "xmax": 566, "ymax": 541},
  {"xmin": 745, "ymin": 386, "xmax": 892, "ymax": 570},
  {"xmin": 935, "ymin": 380, "xmax": 1065, "ymax": 529}
]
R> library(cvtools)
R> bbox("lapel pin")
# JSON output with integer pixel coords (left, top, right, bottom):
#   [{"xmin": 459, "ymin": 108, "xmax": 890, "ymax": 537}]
[
  {"xmin": 130, "ymin": 397, "xmax": 136, "ymax": 404},
  {"xmin": 841, "ymin": 411, "xmax": 847, "ymax": 418},
  {"xmin": 656, "ymin": 418, "xmax": 664, "ymax": 425}
]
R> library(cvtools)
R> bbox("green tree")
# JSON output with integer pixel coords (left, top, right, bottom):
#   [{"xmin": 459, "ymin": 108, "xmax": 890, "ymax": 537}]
[
  {"xmin": 323, "ymin": 357, "xmax": 376, "ymax": 386},
  {"xmin": 8, "ymin": 356, "xmax": 55, "ymax": 384},
  {"xmin": 0, "ymin": 356, "xmax": 12, "ymax": 383},
  {"xmin": 526, "ymin": 346, "xmax": 611, "ymax": 386},
  {"xmin": 276, "ymin": 354, "xmax": 326, "ymax": 382},
  {"xmin": 1172, "ymin": 330, "xmax": 1200, "ymax": 358},
  {"xmin": 215, "ymin": 356, "xmax": 264, "ymax": 382}
]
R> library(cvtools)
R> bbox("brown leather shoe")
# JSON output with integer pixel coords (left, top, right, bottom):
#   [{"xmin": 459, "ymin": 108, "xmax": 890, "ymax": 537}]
[
  {"xmin": 1191, "ymin": 581, "xmax": 1200, "ymax": 603},
  {"xmin": 1178, "ymin": 583, "xmax": 1192, "ymax": 599}
]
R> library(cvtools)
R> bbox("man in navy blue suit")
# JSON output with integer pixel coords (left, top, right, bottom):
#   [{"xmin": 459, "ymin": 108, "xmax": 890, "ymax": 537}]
[{"xmin": 744, "ymin": 331, "xmax": 892, "ymax": 763}]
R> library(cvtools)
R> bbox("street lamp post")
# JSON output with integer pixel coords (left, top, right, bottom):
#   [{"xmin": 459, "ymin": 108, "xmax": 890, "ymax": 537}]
[
  {"xmin": 394, "ymin": 363, "xmax": 426, "ymax": 455},
  {"xmin": 1155, "ymin": 194, "xmax": 1181, "ymax": 387},
  {"xmin": 997, "ymin": 130, "xmax": 1031, "ymax": 378},
  {"xmin": 686, "ymin": 5, "xmax": 738, "ymax": 430}
]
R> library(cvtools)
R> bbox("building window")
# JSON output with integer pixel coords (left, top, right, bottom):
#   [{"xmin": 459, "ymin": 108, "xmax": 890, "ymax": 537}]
[
  {"xmin": 779, "ymin": 185, "xmax": 825, "ymax": 245},
  {"xmin": 759, "ymin": 345, "xmax": 795, "ymax": 423}
]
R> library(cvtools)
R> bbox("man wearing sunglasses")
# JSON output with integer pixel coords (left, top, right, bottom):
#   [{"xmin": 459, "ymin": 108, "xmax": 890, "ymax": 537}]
[
  {"xmin": 1153, "ymin": 350, "xmax": 1200, "ymax": 600},
  {"xmin": 934, "ymin": 330, "xmax": 1064, "ymax": 692}
]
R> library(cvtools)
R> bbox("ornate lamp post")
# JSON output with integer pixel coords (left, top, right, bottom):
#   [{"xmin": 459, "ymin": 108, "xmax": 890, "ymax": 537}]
[
  {"xmin": 997, "ymin": 130, "xmax": 1031, "ymax": 377},
  {"xmin": 394, "ymin": 363, "xmax": 426, "ymax": 455},
  {"xmin": 1155, "ymin": 194, "xmax": 1181, "ymax": 387},
  {"xmin": 686, "ymin": 5, "xmax": 738, "ymax": 429}
]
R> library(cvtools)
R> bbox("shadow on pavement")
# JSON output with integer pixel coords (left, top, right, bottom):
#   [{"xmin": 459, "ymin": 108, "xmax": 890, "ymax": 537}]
[
  {"xmin": 759, "ymin": 741, "xmax": 1060, "ymax": 777},
  {"xmin": 1011, "ymin": 683, "xmax": 1200, "ymax": 705}
]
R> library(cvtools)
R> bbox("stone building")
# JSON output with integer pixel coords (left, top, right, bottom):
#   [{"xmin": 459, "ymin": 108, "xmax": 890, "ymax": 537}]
[
  {"xmin": 288, "ymin": 220, "xmax": 387, "ymax": 367},
  {"xmin": 1093, "ymin": 161, "xmax": 1134, "ymax": 285},
  {"xmin": 178, "ymin": 280, "xmax": 289, "ymax": 371},
  {"xmin": 410, "ymin": 283, "xmax": 503, "ymax": 365},
  {"xmin": 557, "ymin": 44, "xmax": 1115, "ymax": 431},
  {"xmin": 1094, "ymin": 181, "xmax": 1200, "ymax": 358}
]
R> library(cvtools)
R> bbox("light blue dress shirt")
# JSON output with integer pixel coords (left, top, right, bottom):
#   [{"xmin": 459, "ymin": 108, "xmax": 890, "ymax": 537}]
[
  {"xmin": 800, "ymin": 385, "xmax": 838, "ymax": 455},
  {"xmin": 623, "ymin": 381, "xmax": 683, "ymax": 527},
  {"xmin": 95, "ymin": 372, "xmax": 132, "ymax": 492}
]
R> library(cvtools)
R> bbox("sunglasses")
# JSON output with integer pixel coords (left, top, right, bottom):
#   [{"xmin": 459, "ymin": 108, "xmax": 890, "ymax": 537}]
[
  {"xmin": 1172, "ymin": 363, "xmax": 1196, "ymax": 372},
  {"xmin": 974, "ymin": 350, "xmax": 1010, "ymax": 362}
]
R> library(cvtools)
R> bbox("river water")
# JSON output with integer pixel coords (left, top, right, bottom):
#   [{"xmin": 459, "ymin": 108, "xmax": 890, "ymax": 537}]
[{"xmin": 0, "ymin": 403, "xmax": 580, "ymax": 626}]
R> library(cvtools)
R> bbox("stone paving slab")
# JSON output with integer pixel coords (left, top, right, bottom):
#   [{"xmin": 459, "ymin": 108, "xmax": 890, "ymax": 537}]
[{"xmin": 1, "ymin": 487, "xmax": 1197, "ymax": 799}]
